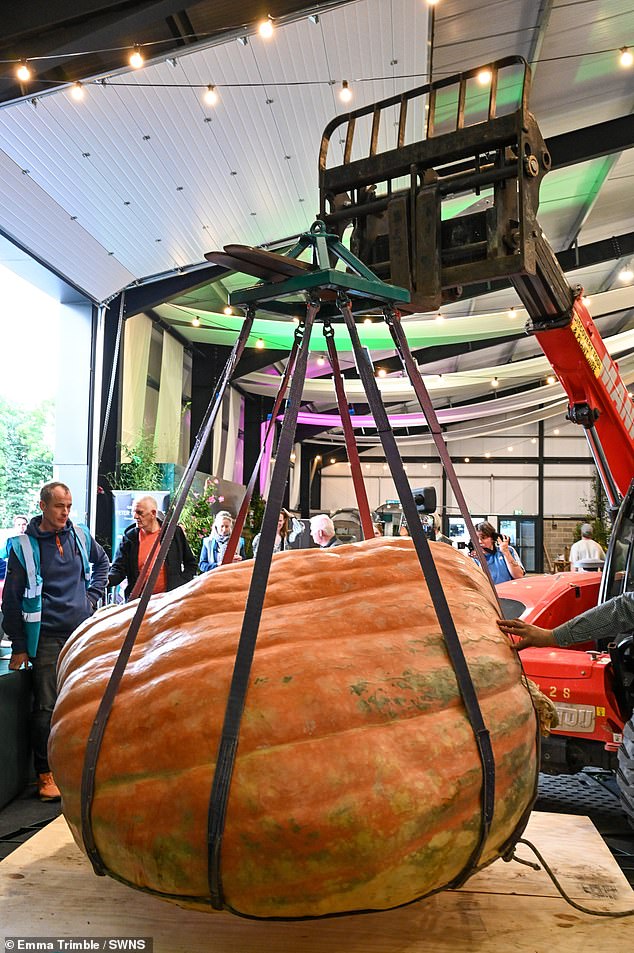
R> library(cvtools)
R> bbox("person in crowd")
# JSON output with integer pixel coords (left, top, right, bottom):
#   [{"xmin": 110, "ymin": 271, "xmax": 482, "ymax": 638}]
[
  {"xmin": 108, "ymin": 495, "xmax": 197, "ymax": 596},
  {"xmin": 471, "ymin": 520, "xmax": 525, "ymax": 584},
  {"xmin": 569, "ymin": 523, "xmax": 605, "ymax": 571},
  {"xmin": 252, "ymin": 510, "xmax": 292, "ymax": 557},
  {"xmin": 433, "ymin": 513, "xmax": 452, "ymax": 546},
  {"xmin": 310, "ymin": 513, "xmax": 343, "ymax": 549},
  {"xmin": 199, "ymin": 510, "xmax": 245, "ymax": 571},
  {"xmin": 497, "ymin": 590, "xmax": 634, "ymax": 651},
  {"xmin": 0, "ymin": 514, "xmax": 28, "ymax": 561},
  {"xmin": 1, "ymin": 481, "xmax": 109, "ymax": 801},
  {"xmin": 373, "ymin": 521, "xmax": 384, "ymax": 537}
]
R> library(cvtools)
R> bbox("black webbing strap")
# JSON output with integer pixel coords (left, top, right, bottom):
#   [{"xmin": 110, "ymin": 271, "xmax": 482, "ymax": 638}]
[
  {"xmin": 222, "ymin": 337, "xmax": 300, "ymax": 565},
  {"xmin": 207, "ymin": 303, "xmax": 318, "ymax": 909},
  {"xmin": 80, "ymin": 310, "xmax": 255, "ymax": 876},
  {"xmin": 340, "ymin": 299, "xmax": 496, "ymax": 880},
  {"xmin": 384, "ymin": 307, "xmax": 500, "ymax": 604},
  {"xmin": 322, "ymin": 321, "xmax": 375, "ymax": 540}
]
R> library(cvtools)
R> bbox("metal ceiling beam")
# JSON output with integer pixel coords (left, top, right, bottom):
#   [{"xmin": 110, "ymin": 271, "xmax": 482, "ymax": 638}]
[{"xmin": 547, "ymin": 115, "xmax": 634, "ymax": 169}]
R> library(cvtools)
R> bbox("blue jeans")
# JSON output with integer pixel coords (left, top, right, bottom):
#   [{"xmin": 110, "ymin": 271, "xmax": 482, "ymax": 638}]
[{"xmin": 32, "ymin": 635, "xmax": 68, "ymax": 774}]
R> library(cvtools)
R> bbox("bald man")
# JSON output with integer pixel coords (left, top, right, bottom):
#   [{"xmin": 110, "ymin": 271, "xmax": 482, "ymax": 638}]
[{"xmin": 108, "ymin": 495, "xmax": 197, "ymax": 598}]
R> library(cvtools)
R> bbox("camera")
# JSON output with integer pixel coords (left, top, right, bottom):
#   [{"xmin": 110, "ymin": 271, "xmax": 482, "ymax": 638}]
[{"xmin": 412, "ymin": 486, "xmax": 436, "ymax": 514}]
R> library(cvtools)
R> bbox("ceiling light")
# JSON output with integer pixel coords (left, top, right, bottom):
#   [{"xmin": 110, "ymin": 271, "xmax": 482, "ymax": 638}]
[
  {"xmin": 330, "ymin": 458, "xmax": 336, "ymax": 465},
  {"xmin": 427, "ymin": 0, "xmax": 440, "ymax": 5},
  {"xmin": 339, "ymin": 80, "xmax": 353, "ymax": 103},
  {"xmin": 507, "ymin": 307, "xmax": 516, "ymax": 318},
  {"xmin": 484, "ymin": 452, "xmax": 491, "ymax": 459},
  {"xmin": 531, "ymin": 438, "xmax": 537, "ymax": 444},
  {"xmin": 618, "ymin": 265, "xmax": 633, "ymax": 283},
  {"xmin": 435, "ymin": 312, "xmax": 445, "ymax": 322},
  {"xmin": 259, "ymin": 16, "xmax": 274, "ymax": 39},
  {"xmin": 377, "ymin": 368, "xmax": 387, "ymax": 377},
  {"xmin": 204, "ymin": 84, "xmax": 218, "ymax": 106},
  {"xmin": 16, "ymin": 60, "xmax": 32, "ymax": 82},
  {"xmin": 255, "ymin": 337, "xmax": 265, "ymax": 349},
  {"xmin": 223, "ymin": 305, "xmax": 232, "ymax": 315},
  {"xmin": 477, "ymin": 69, "xmax": 492, "ymax": 85},
  {"xmin": 129, "ymin": 45, "xmax": 144, "ymax": 69},
  {"xmin": 316, "ymin": 355, "xmax": 326, "ymax": 366},
  {"xmin": 70, "ymin": 82, "xmax": 84, "ymax": 101},
  {"xmin": 546, "ymin": 375, "xmax": 556, "ymax": 385},
  {"xmin": 290, "ymin": 452, "xmax": 296, "ymax": 462},
  {"xmin": 192, "ymin": 316, "xmax": 200, "ymax": 327},
  {"xmin": 315, "ymin": 455, "xmax": 321, "ymax": 462},
  {"xmin": 553, "ymin": 428, "xmax": 560, "ymax": 435},
  {"xmin": 582, "ymin": 295, "xmax": 591, "ymax": 306},
  {"xmin": 491, "ymin": 377, "xmax": 499, "ymax": 388},
  {"xmin": 507, "ymin": 446, "xmax": 514, "ymax": 452},
  {"xmin": 619, "ymin": 47, "xmax": 633, "ymax": 68},
  {"xmin": 363, "ymin": 317, "xmax": 373, "ymax": 325},
  {"xmin": 464, "ymin": 457, "xmax": 470, "ymax": 463}
]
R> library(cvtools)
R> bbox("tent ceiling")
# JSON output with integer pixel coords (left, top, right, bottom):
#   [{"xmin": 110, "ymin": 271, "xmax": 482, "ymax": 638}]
[{"xmin": 0, "ymin": 0, "xmax": 632, "ymax": 426}]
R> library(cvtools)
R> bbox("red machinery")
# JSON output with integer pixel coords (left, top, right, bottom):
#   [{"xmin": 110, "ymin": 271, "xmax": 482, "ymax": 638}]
[{"xmin": 318, "ymin": 55, "xmax": 634, "ymax": 816}]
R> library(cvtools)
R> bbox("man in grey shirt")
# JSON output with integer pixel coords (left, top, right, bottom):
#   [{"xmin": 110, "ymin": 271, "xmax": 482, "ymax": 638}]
[{"xmin": 497, "ymin": 591, "xmax": 634, "ymax": 648}]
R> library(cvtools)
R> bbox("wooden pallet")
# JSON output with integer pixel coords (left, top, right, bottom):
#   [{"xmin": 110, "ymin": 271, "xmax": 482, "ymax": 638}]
[{"xmin": 1, "ymin": 811, "xmax": 632, "ymax": 951}]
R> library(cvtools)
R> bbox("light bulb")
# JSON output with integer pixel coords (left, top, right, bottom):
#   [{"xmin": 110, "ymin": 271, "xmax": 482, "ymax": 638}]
[
  {"xmin": 464, "ymin": 457, "xmax": 470, "ymax": 463},
  {"xmin": 16, "ymin": 61, "xmax": 31, "ymax": 82},
  {"xmin": 129, "ymin": 46, "xmax": 144, "ymax": 69},
  {"xmin": 484, "ymin": 452, "xmax": 491, "ymax": 459},
  {"xmin": 477, "ymin": 69, "xmax": 492, "ymax": 85},
  {"xmin": 223, "ymin": 305, "xmax": 232, "ymax": 315},
  {"xmin": 204, "ymin": 84, "xmax": 218, "ymax": 106},
  {"xmin": 259, "ymin": 17, "xmax": 274, "ymax": 39},
  {"xmin": 435, "ymin": 312, "xmax": 445, "ymax": 322},
  {"xmin": 377, "ymin": 368, "xmax": 387, "ymax": 377},
  {"xmin": 255, "ymin": 337, "xmax": 265, "ymax": 349},
  {"xmin": 582, "ymin": 295, "xmax": 591, "ymax": 306},
  {"xmin": 553, "ymin": 428, "xmax": 560, "ymax": 435},
  {"xmin": 330, "ymin": 458, "xmax": 336, "ymax": 465},
  {"xmin": 507, "ymin": 446, "xmax": 514, "ymax": 452},
  {"xmin": 339, "ymin": 80, "xmax": 353, "ymax": 103},
  {"xmin": 363, "ymin": 317, "xmax": 372, "ymax": 325},
  {"xmin": 70, "ymin": 82, "xmax": 84, "ymax": 101},
  {"xmin": 546, "ymin": 375, "xmax": 556, "ymax": 385},
  {"xmin": 491, "ymin": 377, "xmax": 499, "ymax": 388},
  {"xmin": 192, "ymin": 316, "xmax": 200, "ymax": 327},
  {"xmin": 618, "ymin": 265, "xmax": 633, "ymax": 283},
  {"xmin": 507, "ymin": 307, "xmax": 516, "ymax": 318},
  {"xmin": 620, "ymin": 47, "xmax": 633, "ymax": 68},
  {"xmin": 316, "ymin": 355, "xmax": 325, "ymax": 366}
]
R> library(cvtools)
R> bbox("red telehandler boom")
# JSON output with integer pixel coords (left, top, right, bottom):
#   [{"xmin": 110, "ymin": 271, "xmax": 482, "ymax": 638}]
[{"xmin": 318, "ymin": 55, "xmax": 634, "ymax": 821}]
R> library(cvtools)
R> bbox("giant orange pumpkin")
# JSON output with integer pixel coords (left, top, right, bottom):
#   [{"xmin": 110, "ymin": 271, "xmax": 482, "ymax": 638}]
[{"xmin": 50, "ymin": 538, "xmax": 538, "ymax": 919}]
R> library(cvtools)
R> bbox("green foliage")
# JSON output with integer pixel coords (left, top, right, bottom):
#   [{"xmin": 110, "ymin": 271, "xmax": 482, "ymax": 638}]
[
  {"xmin": 107, "ymin": 434, "xmax": 164, "ymax": 491},
  {"xmin": 0, "ymin": 398, "xmax": 54, "ymax": 526},
  {"xmin": 576, "ymin": 476, "xmax": 611, "ymax": 549},
  {"xmin": 180, "ymin": 479, "xmax": 224, "ymax": 560}
]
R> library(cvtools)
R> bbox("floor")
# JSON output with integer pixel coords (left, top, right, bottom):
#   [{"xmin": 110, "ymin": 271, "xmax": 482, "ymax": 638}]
[{"xmin": 1, "ymin": 771, "xmax": 633, "ymax": 887}]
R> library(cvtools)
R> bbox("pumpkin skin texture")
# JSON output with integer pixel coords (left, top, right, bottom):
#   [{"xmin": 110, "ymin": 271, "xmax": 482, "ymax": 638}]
[{"xmin": 50, "ymin": 537, "xmax": 538, "ymax": 919}]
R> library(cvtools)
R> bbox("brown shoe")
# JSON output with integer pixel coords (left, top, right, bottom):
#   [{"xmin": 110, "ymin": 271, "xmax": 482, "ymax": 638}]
[{"xmin": 37, "ymin": 772, "xmax": 61, "ymax": 801}]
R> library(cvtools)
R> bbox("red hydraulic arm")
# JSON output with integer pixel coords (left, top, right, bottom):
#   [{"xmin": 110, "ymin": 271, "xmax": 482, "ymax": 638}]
[{"xmin": 534, "ymin": 294, "xmax": 634, "ymax": 503}]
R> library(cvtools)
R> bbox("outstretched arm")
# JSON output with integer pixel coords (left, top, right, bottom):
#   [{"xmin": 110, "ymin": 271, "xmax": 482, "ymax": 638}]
[{"xmin": 497, "ymin": 618, "xmax": 556, "ymax": 650}]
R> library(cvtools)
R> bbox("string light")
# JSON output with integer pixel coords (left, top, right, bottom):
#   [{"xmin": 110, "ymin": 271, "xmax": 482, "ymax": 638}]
[
  {"xmin": 363, "ymin": 317, "xmax": 373, "ymax": 325},
  {"xmin": 204, "ymin": 84, "xmax": 218, "ymax": 105},
  {"xmin": 70, "ymin": 82, "xmax": 84, "ymax": 101},
  {"xmin": 255, "ymin": 337, "xmax": 265, "ymax": 349},
  {"xmin": 582, "ymin": 295, "xmax": 591, "ymax": 306},
  {"xmin": 553, "ymin": 428, "xmax": 560, "ymax": 435},
  {"xmin": 507, "ymin": 307, "xmax": 516, "ymax": 318},
  {"xmin": 435, "ymin": 312, "xmax": 445, "ymax": 323},
  {"xmin": 491, "ymin": 377, "xmax": 499, "ymax": 388},
  {"xmin": 223, "ymin": 305, "xmax": 232, "ymax": 315},
  {"xmin": 464, "ymin": 457, "xmax": 470, "ymax": 463},
  {"xmin": 290, "ymin": 452, "xmax": 296, "ymax": 462},
  {"xmin": 16, "ymin": 60, "xmax": 32, "ymax": 82},
  {"xmin": 316, "ymin": 355, "xmax": 326, "ymax": 366},
  {"xmin": 618, "ymin": 264, "xmax": 633, "ymax": 282},
  {"xmin": 258, "ymin": 16, "xmax": 274, "ymax": 39},
  {"xmin": 129, "ymin": 45, "xmax": 144, "ymax": 69},
  {"xmin": 546, "ymin": 374, "xmax": 557, "ymax": 385},
  {"xmin": 620, "ymin": 47, "xmax": 633, "ymax": 68},
  {"xmin": 339, "ymin": 80, "xmax": 353, "ymax": 103},
  {"xmin": 484, "ymin": 452, "xmax": 491, "ymax": 459},
  {"xmin": 507, "ymin": 446, "xmax": 514, "ymax": 452},
  {"xmin": 191, "ymin": 316, "xmax": 200, "ymax": 327},
  {"xmin": 330, "ymin": 458, "xmax": 336, "ymax": 465},
  {"xmin": 377, "ymin": 368, "xmax": 387, "ymax": 377},
  {"xmin": 477, "ymin": 68, "xmax": 492, "ymax": 85}
]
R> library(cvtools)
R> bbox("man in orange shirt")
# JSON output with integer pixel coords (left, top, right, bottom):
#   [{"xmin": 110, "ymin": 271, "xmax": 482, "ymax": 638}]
[{"xmin": 108, "ymin": 495, "xmax": 197, "ymax": 599}]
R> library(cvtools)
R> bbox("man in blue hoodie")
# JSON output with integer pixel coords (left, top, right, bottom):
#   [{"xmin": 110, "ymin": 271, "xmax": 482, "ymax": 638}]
[{"xmin": 1, "ymin": 481, "xmax": 109, "ymax": 801}]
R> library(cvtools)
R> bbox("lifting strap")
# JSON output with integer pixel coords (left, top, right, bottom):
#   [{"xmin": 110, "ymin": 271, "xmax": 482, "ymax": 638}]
[
  {"xmin": 340, "ymin": 297, "xmax": 496, "ymax": 884},
  {"xmin": 80, "ymin": 310, "xmax": 255, "ymax": 877},
  {"xmin": 208, "ymin": 303, "xmax": 318, "ymax": 909}
]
